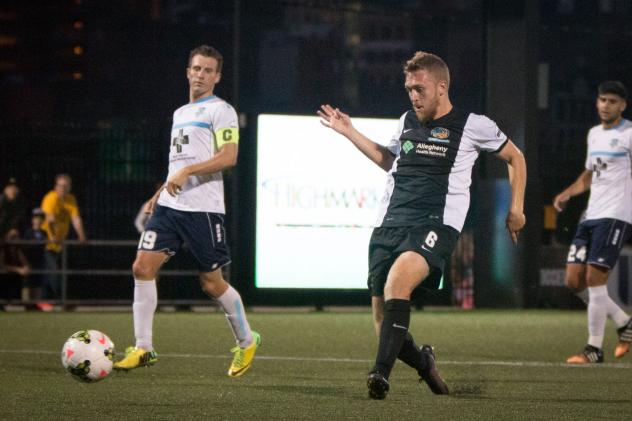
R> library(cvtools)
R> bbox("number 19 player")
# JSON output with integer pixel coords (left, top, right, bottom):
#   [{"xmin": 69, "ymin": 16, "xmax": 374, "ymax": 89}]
[{"xmin": 114, "ymin": 45, "xmax": 260, "ymax": 377}]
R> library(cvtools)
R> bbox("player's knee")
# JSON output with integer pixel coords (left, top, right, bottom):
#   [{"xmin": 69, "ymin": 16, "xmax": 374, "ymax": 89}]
[
  {"xmin": 384, "ymin": 282, "xmax": 414, "ymax": 300},
  {"xmin": 586, "ymin": 274, "xmax": 609, "ymax": 288},
  {"xmin": 564, "ymin": 275, "xmax": 583, "ymax": 293},
  {"xmin": 132, "ymin": 259, "xmax": 154, "ymax": 280},
  {"xmin": 565, "ymin": 273, "xmax": 589, "ymax": 293},
  {"xmin": 199, "ymin": 275, "xmax": 228, "ymax": 298}
]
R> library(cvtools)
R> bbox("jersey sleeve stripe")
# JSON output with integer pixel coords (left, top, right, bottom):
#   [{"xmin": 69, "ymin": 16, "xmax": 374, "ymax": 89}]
[
  {"xmin": 589, "ymin": 151, "xmax": 627, "ymax": 157},
  {"xmin": 172, "ymin": 121, "xmax": 212, "ymax": 130}
]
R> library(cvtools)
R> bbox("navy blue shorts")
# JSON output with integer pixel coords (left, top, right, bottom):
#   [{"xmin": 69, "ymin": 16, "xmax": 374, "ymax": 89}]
[
  {"xmin": 367, "ymin": 222, "xmax": 459, "ymax": 296},
  {"xmin": 567, "ymin": 218, "xmax": 631, "ymax": 268},
  {"xmin": 139, "ymin": 204, "xmax": 231, "ymax": 272}
]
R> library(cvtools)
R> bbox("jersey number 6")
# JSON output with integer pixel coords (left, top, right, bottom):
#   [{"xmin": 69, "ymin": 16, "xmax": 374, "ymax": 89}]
[{"xmin": 425, "ymin": 231, "xmax": 438, "ymax": 248}]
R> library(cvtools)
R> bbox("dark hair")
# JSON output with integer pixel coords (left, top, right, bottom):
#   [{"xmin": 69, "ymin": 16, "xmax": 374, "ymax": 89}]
[
  {"xmin": 403, "ymin": 51, "xmax": 450, "ymax": 88},
  {"xmin": 188, "ymin": 45, "xmax": 223, "ymax": 73},
  {"xmin": 598, "ymin": 81, "xmax": 628, "ymax": 101}
]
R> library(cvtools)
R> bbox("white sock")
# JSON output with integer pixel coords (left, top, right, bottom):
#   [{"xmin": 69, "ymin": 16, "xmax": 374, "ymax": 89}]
[
  {"xmin": 216, "ymin": 286, "xmax": 253, "ymax": 348},
  {"xmin": 587, "ymin": 285, "xmax": 608, "ymax": 349},
  {"xmin": 133, "ymin": 279, "xmax": 157, "ymax": 351},
  {"xmin": 605, "ymin": 296, "xmax": 630, "ymax": 327},
  {"xmin": 575, "ymin": 289, "xmax": 589, "ymax": 305}
]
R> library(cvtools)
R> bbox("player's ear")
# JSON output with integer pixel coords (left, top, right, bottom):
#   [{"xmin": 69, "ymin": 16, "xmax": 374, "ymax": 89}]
[
  {"xmin": 215, "ymin": 72, "xmax": 222, "ymax": 84},
  {"xmin": 438, "ymin": 80, "xmax": 448, "ymax": 96}
]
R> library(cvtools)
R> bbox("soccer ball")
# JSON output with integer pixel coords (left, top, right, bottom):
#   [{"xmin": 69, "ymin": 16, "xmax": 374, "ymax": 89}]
[{"xmin": 61, "ymin": 330, "xmax": 115, "ymax": 382}]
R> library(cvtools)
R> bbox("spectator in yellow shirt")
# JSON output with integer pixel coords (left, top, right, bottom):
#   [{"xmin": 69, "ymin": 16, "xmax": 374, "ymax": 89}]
[{"xmin": 40, "ymin": 174, "xmax": 86, "ymax": 300}]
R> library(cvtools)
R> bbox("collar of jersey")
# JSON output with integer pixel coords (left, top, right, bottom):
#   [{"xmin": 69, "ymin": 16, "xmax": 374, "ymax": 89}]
[
  {"xmin": 191, "ymin": 95, "xmax": 217, "ymax": 104},
  {"xmin": 602, "ymin": 118, "xmax": 627, "ymax": 131}
]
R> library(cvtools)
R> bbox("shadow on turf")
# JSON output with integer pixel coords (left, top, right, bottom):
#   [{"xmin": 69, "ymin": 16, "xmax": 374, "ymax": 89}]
[
  {"xmin": 242, "ymin": 384, "xmax": 366, "ymax": 401},
  {"xmin": 448, "ymin": 383, "xmax": 489, "ymax": 399}
]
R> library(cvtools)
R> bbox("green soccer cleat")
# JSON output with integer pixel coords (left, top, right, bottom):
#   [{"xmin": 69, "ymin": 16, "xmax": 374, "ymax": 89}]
[
  {"xmin": 113, "ymin": 346, "xmax": 158, "ymax": 371},
  {"xmin": 227, "ymin": 331, "xmax": 261, "ymax": 377}
]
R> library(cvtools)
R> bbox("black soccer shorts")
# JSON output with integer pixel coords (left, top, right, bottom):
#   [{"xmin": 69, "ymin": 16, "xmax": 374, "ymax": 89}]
[{"xmin": 367, "ymin": 222, "xmax": 459, "ymax": 296}]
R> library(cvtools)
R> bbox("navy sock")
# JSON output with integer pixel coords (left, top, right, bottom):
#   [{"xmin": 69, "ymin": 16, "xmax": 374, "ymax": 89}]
[{"xmin": 372, "ymin": 299, "xmax": 411, "ymax": 379}]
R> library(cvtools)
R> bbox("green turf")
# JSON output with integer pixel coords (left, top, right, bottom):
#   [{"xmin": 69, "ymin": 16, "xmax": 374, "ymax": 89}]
[{"xmin": 1, "ymin": 310, "xmax": 631, "ymax": 420}]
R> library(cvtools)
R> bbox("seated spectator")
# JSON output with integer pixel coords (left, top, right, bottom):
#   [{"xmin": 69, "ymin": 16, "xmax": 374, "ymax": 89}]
[
  {"xmin": 0, "ymin": 230, "xmax": 30, "ymax": 308},
  {"xmin": 0, "ymin": 177, "xmax": 28, "ymax": 240},
  {"xmin": 23, "ymin": 208, "xmax": 47, "ymax": 304}
]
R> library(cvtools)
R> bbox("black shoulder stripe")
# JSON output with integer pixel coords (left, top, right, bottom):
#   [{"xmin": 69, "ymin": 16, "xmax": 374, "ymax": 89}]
[{"xmin": 492, "ymin": 138, "xmax": 509, "ymax": 154}]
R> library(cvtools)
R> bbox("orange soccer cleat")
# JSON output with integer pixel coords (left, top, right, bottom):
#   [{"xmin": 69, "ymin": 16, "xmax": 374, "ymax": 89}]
[
  {"xmin": 566, "ymin": 345, "xmax": 603, "ymax": 364},
  {"xmin": 614, "ymin": 318, "xmax": 632, "ymax": 359}
]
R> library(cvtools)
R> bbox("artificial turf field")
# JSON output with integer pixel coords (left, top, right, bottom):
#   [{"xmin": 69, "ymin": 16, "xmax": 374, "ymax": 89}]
[{"xmin": 1, "ymin": 309, "xmax": 631, "ymax": 420}]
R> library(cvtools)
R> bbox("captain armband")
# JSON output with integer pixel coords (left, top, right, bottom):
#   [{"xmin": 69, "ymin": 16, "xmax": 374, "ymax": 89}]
[{"xmin": 215, "ymin": 127, "xmax": 239, "ymax": 148}]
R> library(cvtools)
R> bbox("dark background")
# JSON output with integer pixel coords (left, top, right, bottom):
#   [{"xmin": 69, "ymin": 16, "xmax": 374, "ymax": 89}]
[{"xmin": 1, "ymin": 0, "xmax": 631, "ymax": 305}]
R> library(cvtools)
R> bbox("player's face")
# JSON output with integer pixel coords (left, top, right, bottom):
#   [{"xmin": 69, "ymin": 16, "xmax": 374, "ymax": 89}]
[
  {"xmin": 596, "ymin": 93, "xmax": 626, "ymax": 125},
  {"xmin": 187, "ymin": 55, "xmax": 221, "ymax": 99},
  {"xmin": 405, "ymin": 69, "xmax": 446, "ymax": 122}
]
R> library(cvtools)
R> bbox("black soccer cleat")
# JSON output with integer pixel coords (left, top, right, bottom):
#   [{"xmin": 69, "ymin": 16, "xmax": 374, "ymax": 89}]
[
  {"xmin": 367, "ymin": 371, "xmax": 390, "ymax": 400},
  {"xmin": 419, "ymin": 345, "xmax": 449, "ymax": 395}
]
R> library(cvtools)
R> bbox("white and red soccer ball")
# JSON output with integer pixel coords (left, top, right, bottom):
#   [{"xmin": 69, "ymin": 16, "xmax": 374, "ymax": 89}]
[{"xmin": 61, "ymin": 330, "xmax": 115, "ymax": 382}]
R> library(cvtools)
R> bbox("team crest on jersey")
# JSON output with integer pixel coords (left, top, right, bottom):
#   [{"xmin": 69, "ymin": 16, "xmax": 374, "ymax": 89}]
[
  {"xmin": 430, "ymin": 127, "xmax": 450, "ymax": 139},
  {"xmin": 610, "ymin": 138, "xmax": 618, "ymax": 148},
  {"xmin": 195, "ymin": 107, "xmax": 206, "ymax": 117},
  {"xmin": 428, "ymin": 127, "xmax": 450, "ymax": 144}
]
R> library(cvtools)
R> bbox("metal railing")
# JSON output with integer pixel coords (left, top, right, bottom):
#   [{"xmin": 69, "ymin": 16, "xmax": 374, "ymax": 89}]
[{"xmin": 0, "ymin": 239, "xmax": 206, "ymax": 307}]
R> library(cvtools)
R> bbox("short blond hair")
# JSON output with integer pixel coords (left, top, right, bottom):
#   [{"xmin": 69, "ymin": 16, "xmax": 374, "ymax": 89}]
[{"xmin": 404, "ymin": 51, "xmax": 450, "ymax": 88}]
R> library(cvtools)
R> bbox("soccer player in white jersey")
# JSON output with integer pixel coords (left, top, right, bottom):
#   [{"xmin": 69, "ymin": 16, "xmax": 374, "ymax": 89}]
[
  {"xmin": 114, "ymin": 45, "xmax": 260, "ymax": 376},
  {"xmin": 318, "ymin": 51, "xmax": 526, "ymax": 399},
  {"xmin": 554, "ymin": 81, "xmax": 632, "ymax": 364}
]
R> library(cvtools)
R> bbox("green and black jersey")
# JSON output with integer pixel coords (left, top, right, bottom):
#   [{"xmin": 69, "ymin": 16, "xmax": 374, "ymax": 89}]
[{"xmin": 375, "ymin": 107, "xmax": 508, "ymax": 232}]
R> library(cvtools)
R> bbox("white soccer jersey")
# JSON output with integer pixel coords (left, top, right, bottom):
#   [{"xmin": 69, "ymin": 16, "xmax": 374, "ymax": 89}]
[
  {"xmin": 157, "ymin": 95, "xmax": 239, "ymax": 213},
  {"xmin": 375, "ymin": 108, "xmax": 507, "ymax": 232},
  {"xmin": 584, "ymin": 119, "xmax": 632, "ymax": 224}
]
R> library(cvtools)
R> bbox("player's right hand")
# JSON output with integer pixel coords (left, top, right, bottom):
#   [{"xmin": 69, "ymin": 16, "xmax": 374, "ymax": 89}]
[
  {"xmin": 553, "ymin": 192, "xmax": 569, "ymax": 212},
  {"xmin": 317, "ymin": 104, "xmax": 353, "ymax": 136}
]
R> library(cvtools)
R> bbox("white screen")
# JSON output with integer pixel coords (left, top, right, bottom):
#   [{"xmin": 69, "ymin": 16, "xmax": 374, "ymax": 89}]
[{"xmin": 256, "ymin": 114, "xmax": 398, "ymax": 289}]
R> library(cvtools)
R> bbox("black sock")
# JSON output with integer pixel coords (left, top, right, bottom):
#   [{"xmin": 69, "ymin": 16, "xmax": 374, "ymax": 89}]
[
  {"xmin": 372, "ymin": 299, "xmax": 411, "ymax": 379},
  {"xmin": 398, "ymin": 332, "xmax": 424, "ymax": 376}
]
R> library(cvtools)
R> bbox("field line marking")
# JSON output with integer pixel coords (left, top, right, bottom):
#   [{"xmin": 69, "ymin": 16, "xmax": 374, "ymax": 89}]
[{"xmin": 1, "ymin": 348, "xmax": 631, "ymax": 369}]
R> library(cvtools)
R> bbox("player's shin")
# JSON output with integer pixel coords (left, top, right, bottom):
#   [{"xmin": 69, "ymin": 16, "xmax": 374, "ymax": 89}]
[
  {"xmin": 133, "ymin": 279, "xmax": 157, "ymax": 351},
  {"xmin": 397, "ymin": 332, "xmax": 424, "ymax": 374},
  {"xmin": 372, "ymin": 299, "xmax": 411, "ymax": 378},
  {"xmin": 587, "ymin": 285, "xmax": 608, "ymax": 349},
  {"xmin": 217, "ymin": 285, "xmax": 253, "ymax": 347}
]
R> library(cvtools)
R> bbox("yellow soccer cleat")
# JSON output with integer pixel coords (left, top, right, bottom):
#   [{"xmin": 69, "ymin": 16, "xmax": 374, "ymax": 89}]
[
  {"xmin": 228, "ymin": 331, "xmax": 261, "ymax": 377},
  {"xmin": 113, "ymin": 346, "xmax": 158, "ymax": 371}
]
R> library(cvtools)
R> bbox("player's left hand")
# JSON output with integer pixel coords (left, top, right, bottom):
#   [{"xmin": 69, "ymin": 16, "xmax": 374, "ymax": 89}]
[
  {"xmin": 505, "ymin": 210, "xmax": 525, "ymax": 244},
  {"xmin": 166, "ymin": 169, "xmax": 189, "ymax": 196}
]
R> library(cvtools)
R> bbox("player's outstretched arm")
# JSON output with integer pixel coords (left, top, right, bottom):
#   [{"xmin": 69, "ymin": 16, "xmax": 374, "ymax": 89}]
[
  {"xmin": 317, "ymin": 104, "xmax": 395, "ymax": 171},
  {"xmin": 495, "ymin": 139, "xmax": 526, "ymax": 244},
  {"xmin": 552, "ymin": 170, "xmax": 592, "ymax": 212}
]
